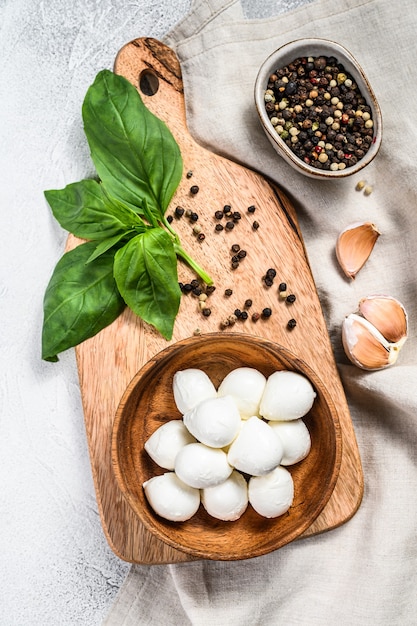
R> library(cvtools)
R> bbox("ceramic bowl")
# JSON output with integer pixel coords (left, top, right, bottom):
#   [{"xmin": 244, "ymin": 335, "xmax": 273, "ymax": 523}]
[
  {"xmin": 254, "ymin": 38, "xmax": 382, "ymax": 179},
  {"xmin": 111, "ymin": 333, "xmax": 342, "ymax": 561}
]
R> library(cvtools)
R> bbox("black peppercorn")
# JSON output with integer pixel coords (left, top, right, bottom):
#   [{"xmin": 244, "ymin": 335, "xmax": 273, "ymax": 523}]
[
  {"xmin": 190, "ymin": 185, "xmax": 199, "ymax": 195},
  {"xmin": 266, "ymin": 268, "xmax": 277, "ymax": 278},
  {"xmin": 237, "ymin": 250, "xmax": 247, "ymax": 259},
  {"xmin": 287, "ymin": 318, "xmax": 297, "ymax": 329},
  {"xmin": 166, "ymin": 215, "xmax": 173, "ymax": 223},
  {"xmin": 175, "ymin": 206, "xmax": 185, "ymax": 217},
  {"xmin": 244, "ymin": 299, "xmax": 252, "ymax": 308},
  {"xmin": 183, "ymin": 283, "xmax": 193, "ymax": 292},
  {"xmin": 231, "ymin": 261, "xmax": 239, "ymax": 269},
  {"xmin": 262, "ymin": 307, "xmax": 272, "ymax": 318},
  {"xmin": 278, "ymin": 282, "xmax": 287, "ymax": 292},
  {"xmin": 186, "ymin": 170, "xmax": 193, "ymax": 178},
  {"xmin": 223, "ymin": 204, "xmax": 232, "ymax": 213},
  {"xmin": 234, "ymin": 309, "xmax": 242, "ymax": 318},
  {"xmin": 232, "ymin": 211, "xmax": 241, "ymax": 221},
  {"xmin": 205, "ymin": 285, "xmax": 216, "ymax": 295},
  {"xmin": 264, "ymin": 277, "xmax": 273, "ymax": 287},
  {"xmin": 202, "ymin": 307, "xmax": 211, "ymax": 317},
  {"xmin": 225, "ymin": 221, "xmax": 235, "ymax": 230},
  {"xmin": 240, "ymin": 311, "xmax": 248, "ymax": 320},
  {"xmin": 190, "ymin": 279, "xmax": 199, "ymax": 288},
  {"xmin": 190, "ymin": 212, "xmax": 199, "ymax": 222},
  {"xmin": 214, "ymin": 210, "xmax": 224, "ymax": 220},
  {"xmin": 231, "ymin": 255, "xmax": 240, "ymax": 264},
  {"xmin": 286, "ymin": 294, "xmax": 296, "ymax": 303},
  {"xmin": 231, "ymin": 244, "xmax": 240, "ymax": 253},
  {"xmin": 215, "ymin": 224, "xmax": 224, "ymax": 231},
  {"xmin": 192, "ymin": 287, "xmax": 202, "ymax": 296},
  {"xmin": 224, "ymin": 288, "xmax": 233, "ymax": 297},
  {"xmin": 252, "ymin": 221, "xmax": 260, "ymax": 230},
  {"xmin": 247, "ymin": 205, "xmax": 256, "ymax": 213}
]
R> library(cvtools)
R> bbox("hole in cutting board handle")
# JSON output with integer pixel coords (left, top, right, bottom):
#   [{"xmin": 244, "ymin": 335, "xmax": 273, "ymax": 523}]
[{"xmin": 139, "ymin": 70, "xmax": 159, "ymax": 96}]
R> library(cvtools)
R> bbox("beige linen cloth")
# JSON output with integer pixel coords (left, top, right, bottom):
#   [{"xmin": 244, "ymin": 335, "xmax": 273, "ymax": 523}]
[{"xmin": 104, "ymin": 0, "xmax": 417, "ymax": 623}]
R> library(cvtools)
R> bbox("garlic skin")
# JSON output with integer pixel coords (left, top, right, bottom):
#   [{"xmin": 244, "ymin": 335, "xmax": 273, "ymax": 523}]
[
  {"xmin": 183, "ymin": 395, "xmax": 241, "ymax": 448},
  {"xmin": 227, "ymin": 416, "xmax": 283, "ymax": 476},
  {"xmin": 143, "ymin": 473, "xmax": 200, "ymax": 522},
  {"xmin": 248, "ymin": 466, "xmax": 294, "ymax": 518},
  {"xmin": 342, "ymin": 295, "xmax": 408, "ymax": 370},
  {"xmin": 175, "ymin": 443, "xmax": 232, "ymax": 489},
  {"xmin": 173, "ymin": 369, "xmax": 217, "ymax": 414},
  {"xmin": 336, "ymin": 221, "xmax": 380, "ymax": 279},
  {"xmin": 259, "ymin": 371, "xmax": 316, "ymax": 421},
  {"xmin": 201, "ymin": 470, "xmax": 248, "ymax": 521},
  {"xmin": 217, "ymin": 367, "xmax": 266, "ymax": 419},
  {"xmin": 358, "ymin": 295, "xmax": 408, "ymax": 344},
  {"xmin": 144, "ymin": 420, "xmax": 197, "ymax": 470}
]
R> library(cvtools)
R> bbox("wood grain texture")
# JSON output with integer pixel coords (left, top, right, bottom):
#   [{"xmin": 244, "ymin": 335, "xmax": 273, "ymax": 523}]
[{"xmin": 71, "ymin": 37, "xmax": 363, "ymax": 563}]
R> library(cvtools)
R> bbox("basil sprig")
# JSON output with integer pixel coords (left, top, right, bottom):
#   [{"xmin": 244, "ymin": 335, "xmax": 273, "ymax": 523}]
[{"xmin": 42, "ymin": 69, "xmax": 212, "ymax": 362}]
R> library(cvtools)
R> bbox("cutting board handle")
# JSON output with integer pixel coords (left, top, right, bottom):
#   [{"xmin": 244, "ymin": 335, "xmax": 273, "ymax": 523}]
[{"xmin": 114, "ymin": 38, "xmax": 188, "ymax": 138}]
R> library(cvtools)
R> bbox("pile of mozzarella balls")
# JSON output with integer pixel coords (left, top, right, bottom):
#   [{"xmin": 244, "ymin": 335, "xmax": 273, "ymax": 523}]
[{"xmin": 143, "ymin": 367, "xmax": 316, "ymax": 522}]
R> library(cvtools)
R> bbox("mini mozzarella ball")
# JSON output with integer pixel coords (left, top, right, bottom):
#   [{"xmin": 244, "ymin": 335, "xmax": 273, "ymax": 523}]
[
  {"xmin": 268, "ymin": 419, "xmax": 311, "ymax": 465},
  {"xmin": 143, "ymin": 473, "xmax": 200, "ymax": 522},
  {"xmin": 217, "ymin": 367, "xmax": 266, "ymax": 419},
  {"xmin": 227, "ymin": 416, "xmax": 283, "ymax": 476},
  {"xmin": 248, "ymin": 466, "xmax": 294, "ymax": 518},
  {"xmin": 183, "ymin": 395, "xmax": 241, "ymax": 448},
  {"xmin": 259, "ymin": 370, "xmax": 316, "ymax": 421},
  {"xmin": 144, "ymin": 420, "xmax": 197, "ymax": 470},
  {"xmin": 201, "ymin": 470, "xmax": 248, "ymax": 521},
  {"xmin": 173, "ymin": 369, "xmax": 217, "ymax": 414},
  {"xmin": 175, "ymin": 443, "xmax": 232, "ymax": 488}
]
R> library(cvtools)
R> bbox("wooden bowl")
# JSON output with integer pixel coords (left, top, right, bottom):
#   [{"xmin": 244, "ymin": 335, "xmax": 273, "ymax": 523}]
[{"xmin": 112, "ymin": 333, "xmax": 342, "ymax": 560}]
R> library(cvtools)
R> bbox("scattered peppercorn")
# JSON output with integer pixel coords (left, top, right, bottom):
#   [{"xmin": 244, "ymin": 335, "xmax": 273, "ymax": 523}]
[
  {"xmin": 190, "ymin": 185, "xmax": 199, "ymax": 195},
  {"xmin": 175, "ymin": 206, "xmax": 185, "ymax": 217},
  {"xmin": 231, "ymin": 243, "xmax": 240, "ymax": 253},
  {"xmin": 224, "ymin": 288, "xmax": 233, "ymax": 297},
  {"xmin": 190, "ymin": 279, "xmax": 199, "ymax": 288},
  {"xmin": 215, "ymin": 223, "xmax": 224, "ymax": 231},
  {"xmin": 266, "ymin": 268, "xmax": 277, "ymax": 278},
  {"xmin": 193, "ymin": 224, "xmax": 202, "ymax": 235},
  {"xmin": 232, "ymin": 211, "xmax": 241, "ymax": 222},
  {"xmin": 190, "ymin": 212, "xmax": 199, "ymax": 222},
  {"xmin": 206, "ymin": 285, "xmax": 216, "ymax": 295},
  {"xmin": 166, "ymin": 215, "xmax": 173, "ymax": 223},
  {"xmin": 355, "ymin": 180, "xmax": 366, "ymax": 191},
  {"xmin": 225, "ymin": 221, "xmax": 235, "ymax": 230},
  {"xmin": 228, "ymin": 314, "xmax": 237, "ymax": 326},
  {"xmin": 234, "ymin": 309, "xmax": 242, "ymax": 318},
  {"xmin": 264, "ymin": 277, "xmax": 274, "ymax": 287},
  {"xmin": 364, "ymin": 185, "xmax": 373, "ymax": 196},
  {"xmin": 237, "ymin": 249, "xmax": 247, "ymax": 259},
  {"xmin": 287, "ymin": 318, "xmax": 297, "ymax": 329},
  {"xmin": 252, "ymin": 221, "xmax": 260, "ymax": 230},
  {"xmin": 199, "ymin": 293, "xmax": 207, "ymax": 302},
  {"xmin": 231, "ymin": 255, "xmax": 240, "ymax": 264},
  {"xmin": 186, "ymin": 170, "xmax": 193, "ymax": 178},
  {"xmin": 183, "ymin": 283, "xmax": 193, "ymax": 292},
  {"xmin": 251, "ymin": 312, "xmax": 260, "ymax": 322},
  {"xmin": 286, "ymin": 294, "xmax": 296, "ymax": 304},
  {"xmin": 231, "ymin": 261, "xmax": 239, "ymax": 269},
  {"xmin": 202, "ymin": 307, "xmax": 211, "ymax": 317},
  {"xmin": 193, "ymin": 327, "xmax": 202, "ymax": 336},
  {"xmin": 192, "ymin": 287, "xmax": 202, "ymax": 296},
  {"xmin": 278, "ymin": 282, "xmax": 287, "ymax": 292},
  {"xmin": 197, "ymin": 233, "xmax": 206, "ymax": 241},
  {"xmin": 244, "ymin": 299, "xmax": 253, "ymax": 308},
  {"xmin": 247, "ymin": 205, "xmax": 256, "ymax": 213},
  {"xmin": 240, "ymin": 311, "xmax": 248, "ymax": 320},
  {"xmin": 262, "ymin": 307, "xmax": 272, "ymax": 318},
  {"xmin": 215, "ymin": 210, "xmax": 224, "ymax": 219},
  {"xmin": 223, "ymin": 204, "xmax": 232, "ymax": 213}
]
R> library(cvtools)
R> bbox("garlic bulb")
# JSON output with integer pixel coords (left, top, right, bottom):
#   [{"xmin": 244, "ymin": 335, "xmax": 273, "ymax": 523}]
[
  {"xmin": 336, "ymin": 221, "xmax": 380, "ymax": 279},
  {"xmin": 342, "ymin": 295, "xmax": 408, "ymax": 370}
]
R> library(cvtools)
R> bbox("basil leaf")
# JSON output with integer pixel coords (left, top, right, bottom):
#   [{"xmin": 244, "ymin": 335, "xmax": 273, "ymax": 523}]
[
  {"xmin": 45, "ymin": 179, "xmax": 145, "ymax": 240},
  {"xmin": 86, "ymin": 230, "xmax": 135, "ymax": 264},
  {"xmin": 42, "ymin": 241, "xmax": 125, "ymax": 361},
  {"xmin": 114, "ymin": 229, "xmax": 181, "ymax": 340},
  {"xmin": 82, "ymin": 69, "xmax": 183, "ymax": 220}
]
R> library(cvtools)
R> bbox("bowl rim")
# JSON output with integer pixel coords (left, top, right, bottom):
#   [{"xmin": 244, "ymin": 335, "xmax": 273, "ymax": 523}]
[
  {"xmin": 254, "ymin": 37, "xmax": 383, "ymax": 179},
  {"xmin": 111, "ymin": 333, "xmax": 343, "ymax": 560}
]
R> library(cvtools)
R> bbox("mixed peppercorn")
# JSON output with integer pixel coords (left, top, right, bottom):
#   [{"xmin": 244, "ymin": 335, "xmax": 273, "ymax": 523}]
[{"xmin": 264, "ymin": 55, "xmax": 375, "ymax": 170}]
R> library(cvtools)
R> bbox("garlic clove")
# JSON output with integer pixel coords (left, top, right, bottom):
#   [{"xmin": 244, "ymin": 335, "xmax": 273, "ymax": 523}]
[
  {"xmin": 358, "ymin": 295, "xmax": 408, "ymax": 344},
  {"xmin": 336, "ymin": 221, "xmax": 380, "ymax": 279},
  {"xmin": 342, "ymin": 313, "xmax": 401, "ymax": 370}
]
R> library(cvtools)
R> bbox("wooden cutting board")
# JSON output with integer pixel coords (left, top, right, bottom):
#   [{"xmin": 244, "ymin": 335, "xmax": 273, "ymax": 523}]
[{"xmin": 70, "ymin": 38, "xmax": 363, "ymax": 564}]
